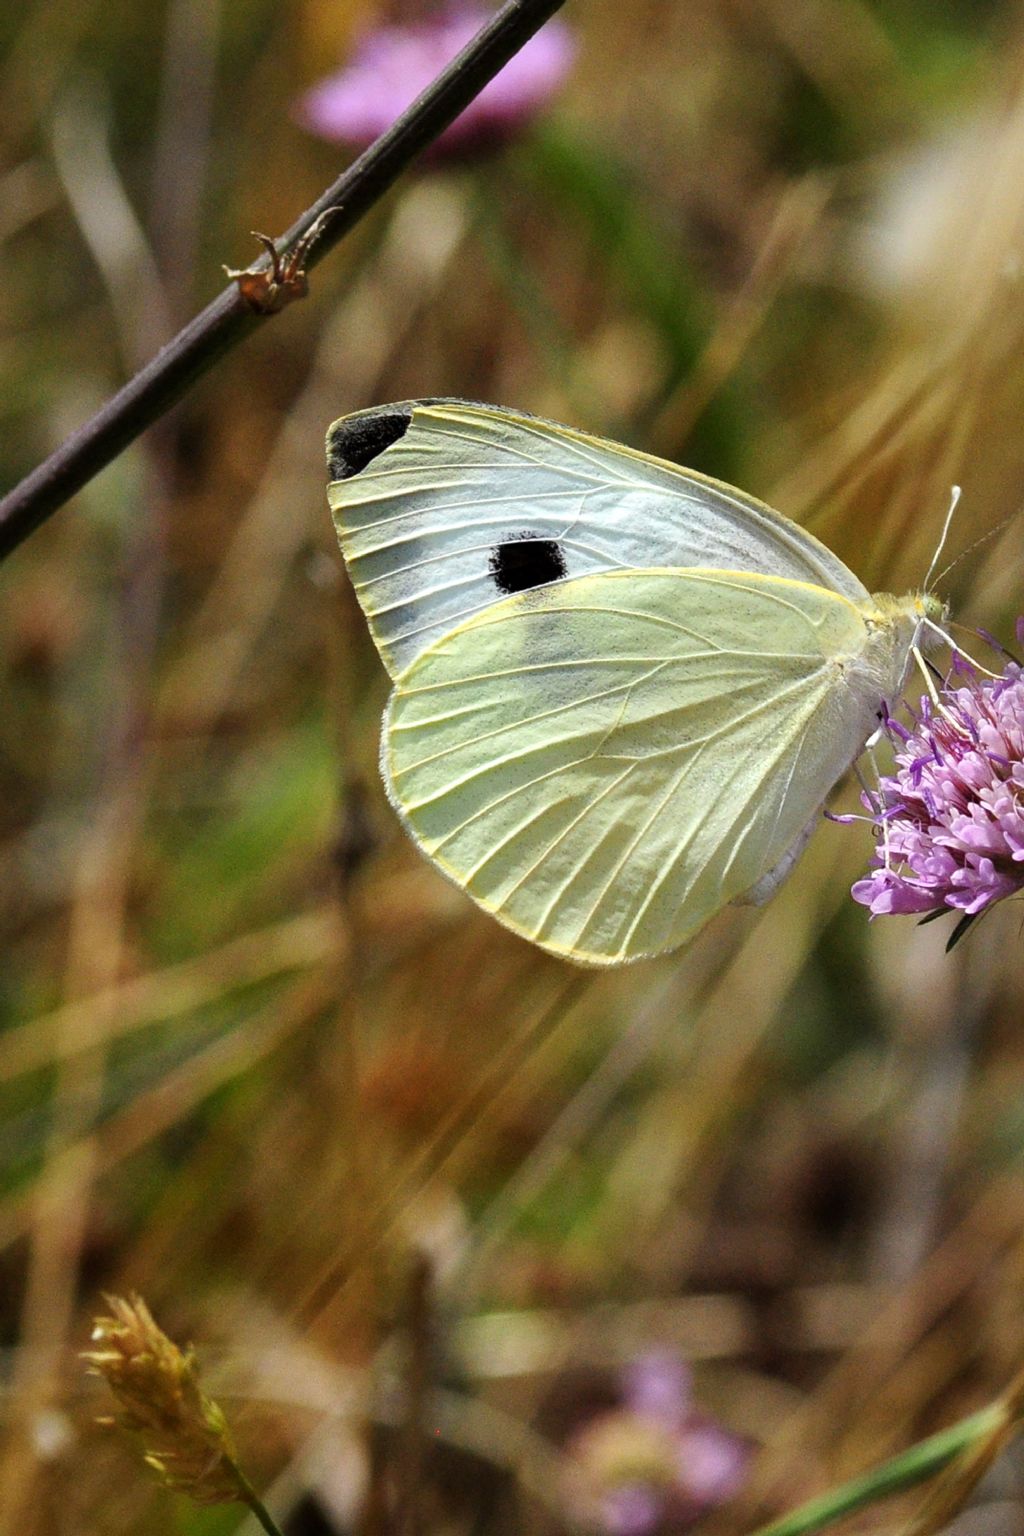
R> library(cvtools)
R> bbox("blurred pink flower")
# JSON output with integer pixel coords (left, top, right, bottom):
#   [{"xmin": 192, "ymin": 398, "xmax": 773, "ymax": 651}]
[
  {"xmin": 565, "ymin": 1353, "xmax": 750, "ymax": 1535},
  {"xmin": 296, "ymin": 7, "xmax": 574, "ymax": 159}
]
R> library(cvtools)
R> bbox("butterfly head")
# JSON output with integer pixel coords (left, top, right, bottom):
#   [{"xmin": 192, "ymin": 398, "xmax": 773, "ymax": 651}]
[
  {"xmin": 913, "ymin": 590, "xmax": 950, "ymax": 636},
  {"xmin": 864, "ymin": 590, "xmax": 950, "ymax": 704},
  {"xmin": 870, "ymin": 590, "xmax": 947, "ymax": 636},
  {"xmin": 915, "ymin": 592, "xmax": 952, "ymax": 659}
]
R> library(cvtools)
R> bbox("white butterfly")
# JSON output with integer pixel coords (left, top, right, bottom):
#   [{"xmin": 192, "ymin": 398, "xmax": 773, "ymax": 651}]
[{"xmin": 326, "ymin": 399, "xmax": 942, "ymax": 966}]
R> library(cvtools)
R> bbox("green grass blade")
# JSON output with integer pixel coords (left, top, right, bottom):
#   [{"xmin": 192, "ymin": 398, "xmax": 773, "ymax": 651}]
[{"xmin": 749, "ymin": 1405, "xmax": 1004, "ymax": 1536}]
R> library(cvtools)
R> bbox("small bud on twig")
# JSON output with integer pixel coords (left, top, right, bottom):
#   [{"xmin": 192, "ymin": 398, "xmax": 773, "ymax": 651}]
[{"xmin": 224, "ymin": 210, "xmax": 340, "ymax": 314}]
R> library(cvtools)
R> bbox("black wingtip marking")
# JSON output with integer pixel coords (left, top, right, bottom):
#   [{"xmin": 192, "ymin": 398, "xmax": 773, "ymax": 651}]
[
  {"xmin": 489, "ymin": 535, "xmax": 568, "ymax": 595},
  {"xmin": 327, "ymin": 406, "xmax": 412, "ymax": 481}
]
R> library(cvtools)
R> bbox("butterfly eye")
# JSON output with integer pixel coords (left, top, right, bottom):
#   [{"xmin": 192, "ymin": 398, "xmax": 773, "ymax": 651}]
[
  {"xmin": 327, "ymin": 405, "xmax": 412, "ymax": 481},
  {"xmin": 489, "ymin": 536, "xmax": 568, "ymax": 594}
]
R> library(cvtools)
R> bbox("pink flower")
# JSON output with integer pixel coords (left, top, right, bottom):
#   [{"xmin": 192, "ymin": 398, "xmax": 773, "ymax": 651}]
[
  {"xmin": 564, "ymin": 1353, "xmax": 750, "ymax": 1534},
  {"xmin": 296, "ymin": 7, "xmax": 574, "ymax": 159},
  {"xmin": 852, "ymin": 632, "xmax": 1024, "ymax": 943}
]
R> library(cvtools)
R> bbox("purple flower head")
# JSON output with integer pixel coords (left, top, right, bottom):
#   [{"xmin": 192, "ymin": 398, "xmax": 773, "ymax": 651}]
[
  {"xmin": 296, "ymin": 7, "xmax": 574, "ymax": 160},
  {"xmin": 621, "ymin": 1352, "xmax": 692, "ymax": 1427},
  {"xmin": 852, "ymin": 640, "xmax": 1024, "ymax": 941},
  {"xmin": 602, "ymin": 1483, "xmax": 666, "ymax": 1536},
  {"xmin": 564, "ymin": 1353, "xmax": 750, "ymax": 1534}
]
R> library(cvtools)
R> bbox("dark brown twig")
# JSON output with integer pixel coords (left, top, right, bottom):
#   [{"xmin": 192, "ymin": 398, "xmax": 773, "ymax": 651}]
[{"xmin": 0, "ymin": 0, "xmax": 570, "ymax": 560}]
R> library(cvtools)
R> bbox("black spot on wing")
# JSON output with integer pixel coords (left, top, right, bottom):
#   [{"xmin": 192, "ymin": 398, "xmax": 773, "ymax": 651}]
[
  {"xmin": 326, "ymin": 406, "xmax": 412, "ymax": 481},
  {"xmin": 489, "ymin": 535, "xmax": 568, "ymax": 594}
]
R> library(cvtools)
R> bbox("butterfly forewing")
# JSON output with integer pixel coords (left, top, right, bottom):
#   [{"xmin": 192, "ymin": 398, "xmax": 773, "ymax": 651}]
[
  {"xmin": 327, "ymin": 401, "xmax": 871, "ymax": 679},
  {"xmin": 383, "ymin": 569, "xmax": 885, "ymax": 965}
]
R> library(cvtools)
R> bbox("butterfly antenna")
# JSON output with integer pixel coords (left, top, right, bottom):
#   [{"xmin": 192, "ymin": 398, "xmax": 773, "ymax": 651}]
[
  {"xmin": 932, "ymin": 509, "xmax": 1018, "ymax": 590},
  {"xmin": 923, "ymin": 484, "xmax": 961, "ymax": 594}
]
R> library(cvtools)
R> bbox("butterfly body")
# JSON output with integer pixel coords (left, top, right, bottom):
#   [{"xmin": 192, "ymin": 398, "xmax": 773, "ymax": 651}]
[{"xmin": 327, "ymin": 400, "xmax": 939, "ymax": 965}]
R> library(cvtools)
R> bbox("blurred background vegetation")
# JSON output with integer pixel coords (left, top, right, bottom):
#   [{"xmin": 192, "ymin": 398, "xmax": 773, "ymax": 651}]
[{"xmin": 3, "ymin": 0, "xmax": 1024, "ymax": 1532}]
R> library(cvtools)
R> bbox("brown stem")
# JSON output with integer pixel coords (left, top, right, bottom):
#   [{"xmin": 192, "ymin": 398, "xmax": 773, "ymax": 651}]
[{"xmin": 0, "ymin": 0, "xmax": 570, "ymax": 560}]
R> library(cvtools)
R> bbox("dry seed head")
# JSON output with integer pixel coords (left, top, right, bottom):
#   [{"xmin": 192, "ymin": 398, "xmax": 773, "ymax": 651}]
[{"xmin": 82, "ymin": 1293, "xmax": 245, "ymax": 1507}]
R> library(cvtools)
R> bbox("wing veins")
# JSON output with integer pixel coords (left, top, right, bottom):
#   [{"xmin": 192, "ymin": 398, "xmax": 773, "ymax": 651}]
[
  {"xmin": 619, "ymin": 681, "xmax": 829, "ymax": 947},
  {"xmin": 490, "ymin": 765, "xmax": 639, "ymax": 917},
  {"xmin": 560, "ymin": 756, "xmax": 690, "ymax": 953},
  {"xmin": 393, "ymin": 660, "xmax": 670, "ymax": 787}
]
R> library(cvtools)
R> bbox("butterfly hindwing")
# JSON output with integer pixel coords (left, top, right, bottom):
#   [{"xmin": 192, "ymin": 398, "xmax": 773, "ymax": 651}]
[
  {"xmin": 382, "ymin": 568, "xmax": 883, "ymax": 965},
  {"xmin": 327, "ymin": 400, "xmax": 871, "ymax": 680}
]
